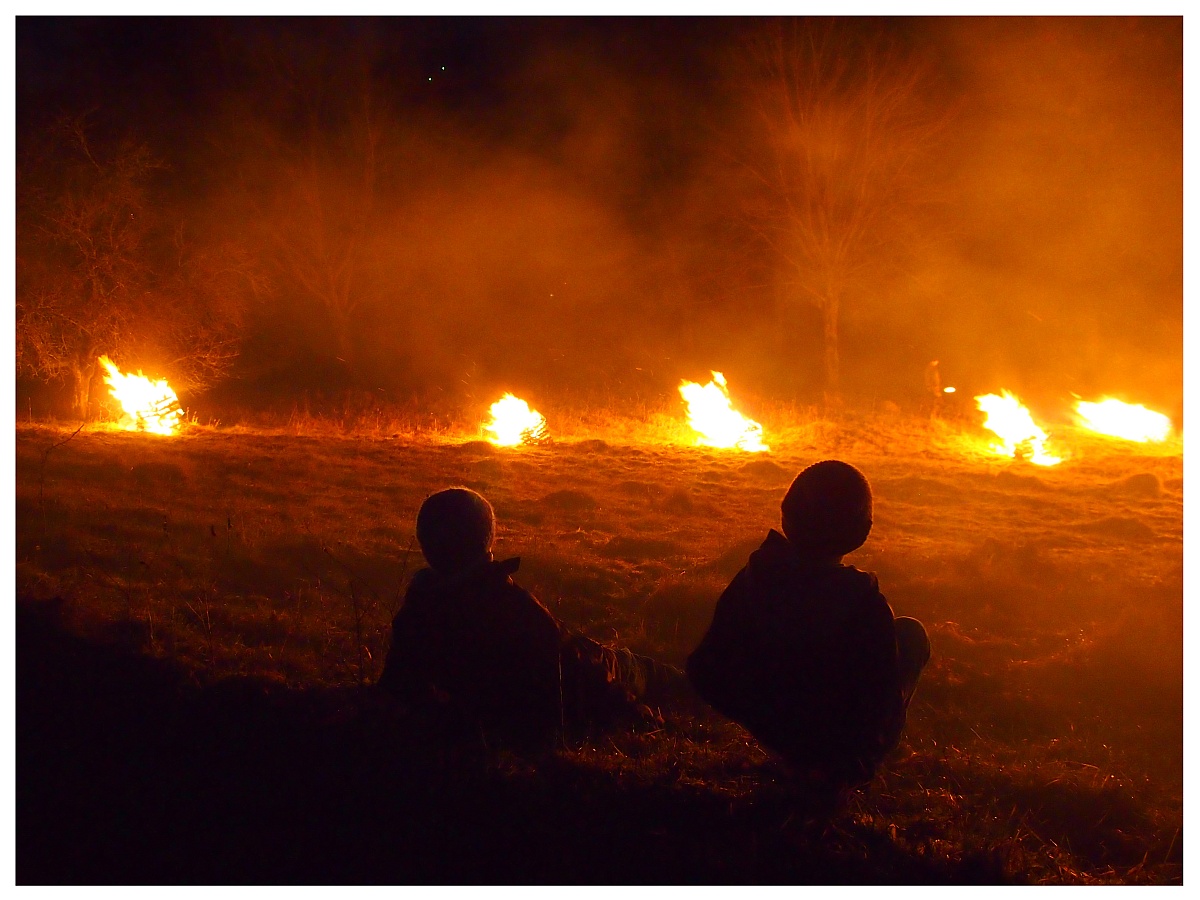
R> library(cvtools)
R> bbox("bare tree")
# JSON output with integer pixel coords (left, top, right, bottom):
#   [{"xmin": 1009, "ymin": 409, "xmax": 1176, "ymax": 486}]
[
  {"xmin": 17, "ymin": 116, "xmax": 257, "ymax": 417},
  {"xmin": 17, "ymin": 117, "xmax": 161, "ymax": 416},
  {"xmin": 739, "ymin": 19, "xmax": 945, "ymax": 401},
  {"xmin": 221, "ymin": 32, "xmax": 391, "ymax": 371},
  {"xmin": 146, "ymin": 227, "xmax": 263, "ymax": 395}
]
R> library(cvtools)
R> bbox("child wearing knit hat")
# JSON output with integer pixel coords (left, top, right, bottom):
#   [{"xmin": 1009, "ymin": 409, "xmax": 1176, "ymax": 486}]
[
  {"xmin": 687, "ymin": 460, "xmax": 929, "ymax": 792},
  {"xmin": 379, "ymin": 487, "xmax": 677, "ymax": 747}
]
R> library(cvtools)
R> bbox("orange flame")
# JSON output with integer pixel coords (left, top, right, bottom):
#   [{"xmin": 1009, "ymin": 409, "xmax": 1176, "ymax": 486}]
[
  {"xmin": 483, "ymin": 393, "xmax": 547, "ymax": 446},
  {"xmin": 99, "ymin": 356, "xmax": 184, "ymax": 436},
  {"xmin": 679, "ymin": 372, "xmax": 768, "ymax": 452},
  {"xmin": 975, "ymin": 391, "xmax": 1061, "ymax": 466},
  {"xmin": 1074, "ymin": 398, "xmax": 1171, "ymax": 443}
]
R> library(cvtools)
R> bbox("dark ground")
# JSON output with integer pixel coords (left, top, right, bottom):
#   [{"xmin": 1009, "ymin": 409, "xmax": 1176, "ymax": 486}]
[{"xmin": 18, "ymin": 597, "xmax": 1015, "ymax": 885}]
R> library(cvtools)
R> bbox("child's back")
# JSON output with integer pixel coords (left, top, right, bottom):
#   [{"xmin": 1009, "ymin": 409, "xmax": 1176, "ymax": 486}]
[
  {"xmin": 687, "ymin": 460, "xmax": 929, "ymax": 787},
  {"xmin": 379, "ymin": 555, "xmax": 563, "ymax": 739},
  {"xmin": 379, "ymin": 487, "xmax": 676, "ymax": 746},
  {"xmin": 687, "ymin": 529, "xmax": 904, "ymax": 785}
]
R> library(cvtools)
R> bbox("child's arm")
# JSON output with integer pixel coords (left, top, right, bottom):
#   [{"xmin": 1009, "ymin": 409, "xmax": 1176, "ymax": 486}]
[
  {"xmin": 686, "ymin": 569, "xmax": 760, "ymax": 722},
  {"xmin": 376, "ymin": 596, "xmax": 438, "ymax": 704},
  {"xmin": 840, "ymin": 587, "xmax": 906, "ymax": 768}
]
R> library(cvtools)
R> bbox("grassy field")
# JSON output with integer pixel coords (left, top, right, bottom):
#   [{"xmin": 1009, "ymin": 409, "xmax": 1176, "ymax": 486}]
[{"xmin": 14, "ymin": 411, "xmax": 1183, "ymax": 884}]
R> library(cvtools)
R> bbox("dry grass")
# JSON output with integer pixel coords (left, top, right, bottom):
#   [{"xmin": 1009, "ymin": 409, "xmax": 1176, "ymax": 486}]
[{"xmin": 15, "ymin": 409, "xmax": 1182, "ymax": 883}]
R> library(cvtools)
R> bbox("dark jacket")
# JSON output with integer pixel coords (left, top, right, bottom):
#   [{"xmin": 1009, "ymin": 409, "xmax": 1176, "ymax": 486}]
[
  {"xmin": 379, "ymin": 557, "xmax": 649, "ymax": 742},
  {"xmin": 378, "ymin": 557, "xmax": 564, "ymax": 740},
  {"xmin": 687, "ymin": 530, "xmax": 905, "ymax": 784}
]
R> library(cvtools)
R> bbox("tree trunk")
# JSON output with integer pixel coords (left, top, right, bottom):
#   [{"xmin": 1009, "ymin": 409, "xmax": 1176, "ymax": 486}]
[
  {"xmin": 330, "ymin": 307, "xmax": 356, "ymax": 371},
  {"xmin": 821, "ymin": 293, "xmax": 841, "ymax": 406},
  {"xmin": 70, "ymin": 354, "xmax": 101, "ymax": 420},
  {"xmin": 70, "ymin": 360, "xmax": 88, "ymax": 419}
]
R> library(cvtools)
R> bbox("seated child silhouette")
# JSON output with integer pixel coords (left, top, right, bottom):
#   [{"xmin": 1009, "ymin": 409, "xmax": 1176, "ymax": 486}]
[
  {"xmin": 687, "ymin": 460, "xmax": 930, "ymax": 789},
  {"xmin": 378, "ymin": 487, "xmax": 675, "ymax": 747}
]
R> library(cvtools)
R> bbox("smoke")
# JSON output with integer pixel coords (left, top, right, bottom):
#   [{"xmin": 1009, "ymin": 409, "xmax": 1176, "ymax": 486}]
[
  {"xmin": 17, "ymin": 18, "xmax": 1182, "ymax": 418},
  {"xmin": 894, "ymin": 17, "xmax": 1182, "ymax": 413}
]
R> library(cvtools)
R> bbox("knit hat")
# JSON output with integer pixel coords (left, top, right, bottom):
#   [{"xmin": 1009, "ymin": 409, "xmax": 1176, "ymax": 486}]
[
  {"xmin": 780, "ymin": 460, "xmax": 873, "ymax": 558},
  {"xmin": 416, "ymin": 487, "xmax": 496, "ymax": 574}
]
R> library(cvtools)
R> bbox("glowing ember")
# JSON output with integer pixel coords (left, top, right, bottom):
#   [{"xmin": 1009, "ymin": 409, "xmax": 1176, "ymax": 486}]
[
  {"xmin": 99, "ymin": 356, "xmax": 184, "ymax": 436},
  {"xmin": 483, "ymin": 393, "xmax": 548, "ymax": 446},
  {"xmin": 1074, "ymin": 398, "xmax": 1171, "ymax": 443},
  {"xmin": 943, "ymin": 387, "xmax": 956, "ymax": 394},
  {"xmin": 679, "ymin": 371, "xmax": 768, "ymax": 452},
  {"xmin": 975, "ymin": 391, "xmax": 1061, "ymax": 466}
]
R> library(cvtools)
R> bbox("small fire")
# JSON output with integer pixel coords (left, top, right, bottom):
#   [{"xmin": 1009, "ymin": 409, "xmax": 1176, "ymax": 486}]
[
  {"xmin": 1074, "ymin": 398, "xmax": 1171, "ymax": 443},
  {"xmin": 679, "ymin": 371, "xmax": 768, "ymax": 452},
  {"xmin": 99, "ymin": 356, "xmax": 184, "ymax": 436},
  {"xmin": 975, "ymin": 391, "xmax": 1061, "ymax": 466},
  {"xmin": 483, "ymin": 393, "xmax": 548, "ymax": 446}
]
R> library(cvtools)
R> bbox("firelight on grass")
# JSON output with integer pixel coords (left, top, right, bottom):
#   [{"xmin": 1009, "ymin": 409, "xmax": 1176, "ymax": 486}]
[
  {"xmin": 678, "ymin": 371, "xmax": 768, "ymax": 452},
  {"xmin": 99, "ymin": 355, "xmax": 184, "ymax": 436},
  {"xmin": 483, "ymin": 393, "xmax": 548, "ymax": 446},
  {"xmin": 975, "ymin": 391, "xmax": 1061, "ymax": 466},
  {"xmin": 1074, "ymin": 398, "xmax": 1171, "ymax": 443}
]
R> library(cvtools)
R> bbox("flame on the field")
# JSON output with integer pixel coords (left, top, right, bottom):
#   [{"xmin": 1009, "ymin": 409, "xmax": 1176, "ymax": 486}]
[
  {"xmin": 1074, "ymin": 398, "xmax": 1171, "ymax": 443},
  {"xmin": 975, "ymin": 391, "xmax": 1061, "ymax": 466},
  {"xmin": 679, "ymin": 371, "xmax": 768, "ymax": 452},
  {"xmin": 99, "ymin": 356, "xmax": 184, "ymax": 436},
  {"xmin": 483, "ymin": 393, "xmax": 548, "ymax": 446}
]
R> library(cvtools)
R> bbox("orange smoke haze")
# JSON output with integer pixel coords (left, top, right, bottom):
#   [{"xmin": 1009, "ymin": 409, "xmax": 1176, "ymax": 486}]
[
  {"xmin": 881, "ymin": 18, "xmax": 1181, "ymax": 414},
  {"xmin": 17, "ymin": 18, "xmax": 1181, "ymax": 419}
]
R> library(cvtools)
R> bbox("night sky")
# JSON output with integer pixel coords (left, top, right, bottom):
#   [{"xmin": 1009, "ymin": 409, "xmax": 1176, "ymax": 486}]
[{"xmin": 15, "ymin": 16, "xmax": 1183, "ymax": 414}]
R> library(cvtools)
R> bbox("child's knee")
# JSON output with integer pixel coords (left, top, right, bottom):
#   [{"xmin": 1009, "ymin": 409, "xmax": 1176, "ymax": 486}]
[{"xmin": 895, "ymin": 616, "xmax": 931, "ymax": 673}]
